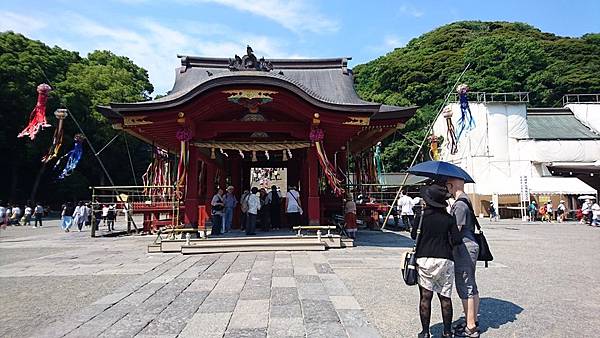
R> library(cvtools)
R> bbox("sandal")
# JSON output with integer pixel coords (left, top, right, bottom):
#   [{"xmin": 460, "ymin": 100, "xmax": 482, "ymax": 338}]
[
  {"xmin": 455, "ymin": 327, "xmax": 480, "ymax": 338},
  {"xmin": 417, "ymin": 332, "xmax": 430, "ymax": 338}
]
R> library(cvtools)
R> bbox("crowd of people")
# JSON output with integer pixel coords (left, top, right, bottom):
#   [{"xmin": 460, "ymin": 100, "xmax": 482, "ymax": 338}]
[
  {"xmin": 210, "ymin": 185, "xmax": 301, "ymax": 236},
  {"xmin": 527, "ymin": 198, "xmax": 599, "ymax": 224},
  {"xmin": 0, "ymin": 201, "xmax": 45, "ymax": 228}
]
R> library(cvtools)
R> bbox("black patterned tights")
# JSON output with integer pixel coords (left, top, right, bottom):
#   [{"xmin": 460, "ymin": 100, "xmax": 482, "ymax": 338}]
[{"xmin": 418, "ymin": 285, "xmax": 453, "ymax": 334}]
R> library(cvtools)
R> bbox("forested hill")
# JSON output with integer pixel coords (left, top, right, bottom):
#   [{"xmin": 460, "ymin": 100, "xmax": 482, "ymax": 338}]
[{"xmin": 354, "ymin": 21, "xmax": 600, "ymax": 171}]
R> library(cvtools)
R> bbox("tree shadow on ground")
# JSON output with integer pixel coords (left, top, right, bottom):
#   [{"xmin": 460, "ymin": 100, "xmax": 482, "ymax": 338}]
[
  {"xmin": 353, "ymin": 229, "xmax": 413, "ymax": 248},
  {"xmin": 430, "ymin": 297, "xmax": 523, "ymax": 336}
]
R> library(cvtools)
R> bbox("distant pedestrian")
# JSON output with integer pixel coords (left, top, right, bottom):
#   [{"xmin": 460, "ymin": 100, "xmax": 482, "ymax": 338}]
[
  {"xmin": 546, "ymin": 201, "xmax": 554, "ymax": 222},
  {"xmin": 223, "ymin": 186, "xmax": 237, "ymax": 233},
  {"xmin": 266, "ymin": 185, "xmax": 281, "ymax": 230},
  {"xmin": 286, "ymin": 186, "xmax": 302, "ymax": 228},
  {"xmin": 101, "ymin": 204, "xmax": 109, "ymax": 226},
  {"xmin": 34, "ymin": 202, "xmax": 44, "ymax": 228},
  {"xmin": 412, "ymin": 183, "xmax": 461, "ymax": 338},
  {"xmin": 557, "ymin": 200, "xmax": 566, "ymax": 223},
  {"xmin": 446, "ymin": 177, "xmax": 481, "ymax": 338},
  {"xmin": 259, "ymin": 188, "xmax": 270, "ymax": 231},
  {"xmin": 107, "ymin": 205, "xmax": 116, "ymax": 231},
  {"xmin": 539, "ymin": 204, "xmax": 548, "ymax": 222},
  {"xmin": 22, "ymin": 203, "xmax": 33, "ymax": 226},
  {"xmin": 61, "ymin": 202, "xmax": 75, "ymax": 232},
  {"xmin": 246, "ymin": 187, "xmax": 260, "ymax": 235},
  {"xmin": 488, "ymin": 202, "xmax": 498, "ymax": 222},
  {"xmin": 73, "ymin": 202, "xmax": 83, "ymax": 231},
  {"xmin": 398, "ymin": 190, "xmax": 415, "ymax": 231},
  {"xmin": 78, "ymin": 202, "xmax": 89, "ymax": 232},
  {"xmin": 4, "ymin": 204, "xmax": 12, "ymax": 226},
  {"xmin": 10, "ymin": 205, "xmax": 21, "ymax": 226},
  {"xmin": 592, "ymin": 201, "xmax": 600, "ymax": 226},
  {"xmin": 344, "ymin": 195, "xmax": 357, "ymax": 239},
  {"xmin": 528, "ymin": 201, "xmax": 537, "ymax": 222},
  {"xmin": 210, "ymin": 188, "xmax": 225, "ymax": 236}
]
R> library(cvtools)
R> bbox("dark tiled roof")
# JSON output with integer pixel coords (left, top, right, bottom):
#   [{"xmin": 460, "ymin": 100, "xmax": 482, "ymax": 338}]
[
  {"xmin": 526, "ymin": 108, "xmax": 600, "ymax": 140},
  {"xmin": 104, "ymin": 56, "xmax": 413, "ymax": 115}
]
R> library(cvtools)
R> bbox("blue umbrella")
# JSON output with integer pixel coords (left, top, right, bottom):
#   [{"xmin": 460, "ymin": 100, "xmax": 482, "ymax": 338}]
[{"xmin": 408, "ymin": 160, "xmax": 475, "ymax": 183}]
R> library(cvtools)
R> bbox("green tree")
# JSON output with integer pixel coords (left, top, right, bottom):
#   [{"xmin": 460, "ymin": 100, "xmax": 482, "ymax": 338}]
[{"xmin": 354, "ymin": 21, "xmax": 600, "ymax": 171}]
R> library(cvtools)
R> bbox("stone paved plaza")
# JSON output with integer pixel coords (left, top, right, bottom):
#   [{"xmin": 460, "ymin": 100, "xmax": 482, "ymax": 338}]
[{"xmin": 1, "ymin": 219, "xmax": 599, "ymax": 337}]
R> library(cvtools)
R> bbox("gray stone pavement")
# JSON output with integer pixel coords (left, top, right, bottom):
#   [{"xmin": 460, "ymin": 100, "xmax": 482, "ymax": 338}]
[{"xmin": 1, "ymin": 219, "xmax": 599, "ymax": 337}]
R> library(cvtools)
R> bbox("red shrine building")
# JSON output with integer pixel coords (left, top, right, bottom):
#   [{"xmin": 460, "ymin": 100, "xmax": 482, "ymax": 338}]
[{"xmin": 99, "ymin": 47, "xmax": 416, "ymax": 228}]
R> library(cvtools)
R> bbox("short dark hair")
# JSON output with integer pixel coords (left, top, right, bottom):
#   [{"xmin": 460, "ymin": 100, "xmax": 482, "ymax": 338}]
[{"xmin": 251, "ymin": 187, "xmax": 259, "ymax": 194}]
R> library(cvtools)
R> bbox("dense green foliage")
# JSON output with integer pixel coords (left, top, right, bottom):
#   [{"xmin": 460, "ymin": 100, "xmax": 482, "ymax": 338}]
[
  {"xmin": 0, "ymin": 32, "xmax": 153, "ymax": 206},
  {"xmin": 354, "ymin": 21, "xmax": 600, "ymax": 171}
]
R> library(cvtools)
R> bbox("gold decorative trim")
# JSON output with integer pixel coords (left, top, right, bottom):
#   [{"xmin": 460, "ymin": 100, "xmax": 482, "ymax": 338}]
[
  {"xmin": 222, "ymin": 89, "xmax": 278, "ymax": 100},
  {"xmin": 123, "ymin": 115, "xmax": 153, "ymax": 126},
  {"xmin": 343, "ymin": 116, "xmax": 370, "ymax": 126}
]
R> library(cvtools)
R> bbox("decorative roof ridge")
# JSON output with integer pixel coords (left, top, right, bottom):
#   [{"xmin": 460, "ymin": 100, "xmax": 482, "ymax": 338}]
[{"xmin": 178, "ymin": 55, "xmax": 351, "ymax": 72}]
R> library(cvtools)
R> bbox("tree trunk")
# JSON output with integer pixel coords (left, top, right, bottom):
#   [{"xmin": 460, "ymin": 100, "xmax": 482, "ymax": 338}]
[{"xmin": 30, "ymin": 162, "xmax": 47, "ymax": 203}]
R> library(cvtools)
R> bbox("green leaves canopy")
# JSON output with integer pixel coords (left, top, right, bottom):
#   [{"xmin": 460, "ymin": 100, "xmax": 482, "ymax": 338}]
[{"xmin": 354, "ymin": 21, "xmax": 600, "ymax": 171}]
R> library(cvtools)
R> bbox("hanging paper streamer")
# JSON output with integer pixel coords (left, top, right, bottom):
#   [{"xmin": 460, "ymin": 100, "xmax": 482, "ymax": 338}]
[
  {"xmin": 287, "ymin": 149, "xmax": 292, "ymax": 159},
  {"xmin": 442, "ymin": 106, "xmax": 458, "ymax": 155},
  {"xmin": 238, "ymin": 150, "xmax": 245, "ymax": 158},
  {"xmin": 310, "ymin": 127, "xmax": 345, "ymax": 197},
  {"xmin": 374, "ymin": 142, "xmax": 384, "ymax": 184},
  {"xmin": 429, "ymin": 134, "xmax": 440, "ymax": 160},
  {"xmin": 142, "ymin": 147, "xmax": 172, "ymax": 198},
  {"xmin": 55, "ymin": 134, "xmax": 85, "ymax": 179},
  {"xmin": 456, "ymin": 84, "xmax": 475, "ymax": 141},
  {"xmin": 18, "ymin": 83, "xmax": 52, "ymax": 140},
  {"xmin": 42, "ymin": 108, "xmax": 68, "ymax": 163},
  {"xmin": 219, "ymin": 148, "xmax": 229, "ymax": 157},
  {"xmin": 264, "ymin": 151, "xmax": 269, "ymax": 160},
  {"xmin": 176, "ymin": 127, "xmax": 192, "ymax": 199}
]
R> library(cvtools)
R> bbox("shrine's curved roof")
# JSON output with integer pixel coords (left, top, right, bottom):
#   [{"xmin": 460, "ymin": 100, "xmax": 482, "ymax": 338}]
[{"xmin": 102, "ymin": 56, "xmax": 416, "ymax": 118}]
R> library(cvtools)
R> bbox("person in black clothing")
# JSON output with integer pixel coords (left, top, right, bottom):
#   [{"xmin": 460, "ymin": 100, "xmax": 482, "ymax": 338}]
[
  {"xmin": 267, "ymin": 185, "xmax": 281, "ymax": 230},
  {"xmin": 411, "ymin": 183, "xmax": 462, "ymax": 338},
  {"xmin": 106, "ymin": 205, "xmax": 116, "ymax": 232}
]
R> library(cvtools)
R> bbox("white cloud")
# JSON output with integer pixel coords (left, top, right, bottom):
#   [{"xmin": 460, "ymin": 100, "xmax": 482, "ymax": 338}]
[
  {"xmin": 188, "ymin": 0, "xmax": 339, "ymax": 34},
  {"xmin": 0, "ymin": 11, "xmax": 47, "ymax": 35},
  {"xmin": 398, "ymin": 4, "xmax": 424, "ymax": 18},
  {"xmin": 364, "ymin": 34, "xmax": 406, "ymax": 55}
]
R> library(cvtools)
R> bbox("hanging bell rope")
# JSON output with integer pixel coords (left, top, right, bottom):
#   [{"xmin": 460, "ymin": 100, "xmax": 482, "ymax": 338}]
[
  {"xmin": 210, "ymin": 147, "xmax": 216, "ymax": 159},
  {"xmin": 252, "ymin": 150, "xmax": 257, "ymax": 162},
  {"xmin": 282, "ymin": 149, "xmax": 288, "ymax": 161}
]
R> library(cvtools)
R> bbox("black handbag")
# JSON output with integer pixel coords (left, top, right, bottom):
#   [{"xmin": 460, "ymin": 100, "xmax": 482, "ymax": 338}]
[
  {"xmin": 457, "ymin": 198, "xmax": 494, "ymax": 267},
  {"xmin": 401, "ymin": 211, "xmax": 424, "ymax": 286}
]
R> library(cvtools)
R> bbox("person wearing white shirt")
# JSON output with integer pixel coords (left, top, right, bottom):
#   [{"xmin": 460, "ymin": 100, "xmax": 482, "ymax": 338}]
[
  {"xmin": 557, "ymin": 200, "xmax": 567, "ymax": 223},
  {"xmin": 397, "ymin": 190, "xmax": 415, "ymax": 231},
  {"xmin": 34, "ymin": 203, "xmax": 44, "ymax": 228},
  {"xmin": 23, "ymin": 204, "xmax": 33, "ymax": 226},
  {"xmin": 101, "ymin": 205, "xmax": 109, "ymax": 226},
  {"xmin": 0, "ymin": 202, "xmax": 6, "ymax": 229},
  {"xmin": 285, "ymin": 186, "xmax": 302, "ymax": 228},
  {"xmin": 246, "ymin": 187, "xmax": 261, "ymax": 235},
  {"xmin": 592, "ymin": 201, "xmax": 600, "ymax": 226},
  {"xmin": 11, "ymin": 206, "xmax": 21, "ymax": 225},
  {"xmin": 546, "ymin": 201, "xmax": 554, "ymax": 222},
  {"xmin": 77, "ymin": 202, "xmax": 89, "ymax": 231}
]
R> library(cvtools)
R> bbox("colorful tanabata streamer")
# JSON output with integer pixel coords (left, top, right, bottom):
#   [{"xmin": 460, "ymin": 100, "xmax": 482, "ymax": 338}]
[
  {"xmin": 374, "ymin": 142, "xmax": 384, "ymax": 184},
  {"xmin": 456, "ymin": 84, "xmax": 475, "ymax": 141},
  {"xmin": 310, "ymin": 127, "xmax": 345, "ymax": 197},
  {"xmin": 175, "ymin": 127, "xmax": 192, "ymax": 199},
  {"xmin": 442, "ymin": 106, "xmax": 458, "ymax": 155},
  {"xmin": 55, "ymin": 134, "xmax": 85, "ymax": 179},
  {"xmin": 42, "ymin": 108, "xmax": 68, "ymax": 163},
  {"xmin": 18, "ymin": 83, "xmax": 52, "ymax": 140}
]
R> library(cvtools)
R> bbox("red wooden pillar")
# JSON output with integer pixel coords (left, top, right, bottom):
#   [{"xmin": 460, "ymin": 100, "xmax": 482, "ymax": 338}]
[
  {"xmin": 184, "ymin": 148, "xmax": 199, "ymax": 226},
  {"xmin": 307, "ymin": 145, "xmax": 320, "ymax": 225},
  {"xmin": 231, "ymin": 157, "xmax": 241, "ymax": 228}
]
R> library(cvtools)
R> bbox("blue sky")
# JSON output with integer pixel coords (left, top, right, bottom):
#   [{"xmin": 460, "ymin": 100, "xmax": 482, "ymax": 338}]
[{"xmin": 1, "ymin": 0, "xmax": 599, "ymax": 95}]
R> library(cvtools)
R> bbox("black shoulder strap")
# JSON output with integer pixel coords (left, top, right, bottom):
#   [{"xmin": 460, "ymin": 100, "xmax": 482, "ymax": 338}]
[
  {"xmin": 456, "ymin": 197, "xmax": 481, "ymax": 231},
  {"xmin": 412, "ymin": 208, "xmax": 425, "ymax": 251}
]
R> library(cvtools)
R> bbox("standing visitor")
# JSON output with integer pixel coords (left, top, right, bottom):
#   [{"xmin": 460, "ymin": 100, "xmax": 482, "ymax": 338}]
[
  {"xmin": 5, "ymin": 204, "xmax": 12, "ymax": 226},
  {"xmin": 11, "ymin": 205, "xmax": 22, "ymax": 226},
  {"xmin": 344, "ymin": 194, "xmax": 357, "ymax": 239},
  {"xmin": 259, "ymin": 188, "xmax": 270, "ymax": 231},
  {"xmin": 539, "ymin": 204, "xmax": 548, "ymax": 222},
  {"xmin": 266, "ymin": 185, "xmax": 281, "ymax": 230},
  {"xmin": 557, "ymin": 200, "xmax": 566, "ymax": 223},
  {"xmin": 398, "ymin": 190, "xmax": 415, "ymax": 231},
  {"xmin": 246, "ymin": 187, "xmax": 260, "ymax": 235},
  {"xmin": 61, "ymin": 202, "xmax": 75, "ymax": 232},
  {"xmin": 528, "ymin": 201, "xmax": 537, "ymax": 222},
  {"xmin": 106, "ymin": 205, "xmax": 116, "ymax": 231},
  {"xmin": 286, "ymin": 186, "xmax": 302, "ymax": 228},
  {"xmin": 591, "ymin": 200, "xmax": 600, "ymax": 226},
  {"xmin": 101, "ymin": 204, "xmax": 109, "ymax": 226},
  {"xmin": 0, "ymin": 201, "xmax": 6, "ymax": 229},
  {"xmin": 34, "ymin": 202, "xmax": 44, "ymax": 228},
  {"xmin": 93, "ymin": 203, "xmax": 103, "ymax": 230},
  {"xmin": 223, "ymin": 186, "xmax": 238, "ymax": 233},
  {"xmin": 411, "ymin": 183, "xmax": 462, "ymax": 338},
  {"xmin": 210, "ymin": 188, "xmax": 225, "ymax": 235},
  {"xmin": 546, "ymin": 201, "xmax": 554, "ymax": 222},
  {"xmin": 488, "ymin": 202, "xmax": 498, "ymax": 222},
  {"xmin": 78, "ymin": 202, "xmax": 89, "ymax": 232},
  {"xmin": 72, "ymin": 202, "xmax": 83, "ymax": 231},
  {"xmin": 446, "ymin": 177, "xmax": 481, "ymax": 338},
  {"xmin": 240, "ymin": 189, "xmax": 250, "ymax": 231},
  {"xmin": 22, "ymin": 203, "xmax": 33, "ymax": 226}
]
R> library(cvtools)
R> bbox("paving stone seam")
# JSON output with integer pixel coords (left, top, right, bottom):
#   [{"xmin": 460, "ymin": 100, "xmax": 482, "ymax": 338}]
[{"xmin": 44, "ymin": 254, "xmax": 181, "ymax": 338}]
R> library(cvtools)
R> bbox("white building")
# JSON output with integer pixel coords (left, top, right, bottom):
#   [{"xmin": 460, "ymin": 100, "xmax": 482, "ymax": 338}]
[{"xmin": 432, "ymin": 93, "xmax": 600, "ymax": 216}]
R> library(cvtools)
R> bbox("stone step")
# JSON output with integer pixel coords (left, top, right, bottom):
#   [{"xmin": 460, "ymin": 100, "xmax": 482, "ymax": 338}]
[
  {"xmin": 159, "ymin": 235, "xmax": 344, "ymax": 252},
  {"xmin": 180, "ymin": 239, "xmax": 326, "ymax": 254}
]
